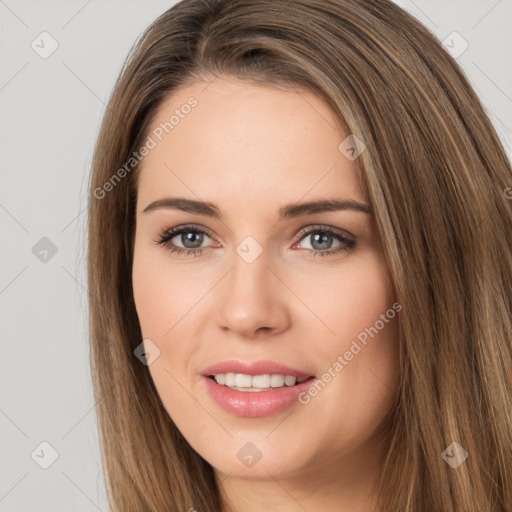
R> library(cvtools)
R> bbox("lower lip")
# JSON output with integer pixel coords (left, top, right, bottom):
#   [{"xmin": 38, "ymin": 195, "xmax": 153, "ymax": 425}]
[{"xmin": 202, "ymin": 376, "xmax": 317, "ymax": 417}]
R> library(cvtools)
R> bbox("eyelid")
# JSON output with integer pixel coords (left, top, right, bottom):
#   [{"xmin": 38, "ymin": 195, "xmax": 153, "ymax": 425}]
[
  {"xmin": 295, "ymin": 224, "xmax": 355, "ymax": 242},
  {"xmin": 155, "ymin": 223, "xmax": 217, "ymax": 243}
]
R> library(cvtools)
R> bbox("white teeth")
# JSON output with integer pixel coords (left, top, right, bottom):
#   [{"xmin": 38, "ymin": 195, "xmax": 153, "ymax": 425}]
[
  {"xmin": 284, "ymin": 375, "xmax": 296, "ymax": 386},
  {"xmin": 252, "ymin": 374, "xmax": 271, "ymax": 388},
  {"xmin": 235, "ymin": 373, "xmax": 252, "ymax": 388},
  {"xmin": 212, "ymin": 373, "xmax": 310, "ymax": 391},
  {"xmin": 270, "ymin": 374, "xmax": 285, "ymax": 387}
]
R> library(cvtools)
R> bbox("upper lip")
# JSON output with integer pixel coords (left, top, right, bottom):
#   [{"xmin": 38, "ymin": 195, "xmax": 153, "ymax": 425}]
[{"xmin": 201, "ymin": 360, "xmax": 315, "ymax": 378}]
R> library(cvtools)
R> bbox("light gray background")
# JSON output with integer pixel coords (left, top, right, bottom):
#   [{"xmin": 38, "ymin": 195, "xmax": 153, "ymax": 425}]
[{"xmin": 1, "ymin": 1, "xmax": 511, "ymax": 510}]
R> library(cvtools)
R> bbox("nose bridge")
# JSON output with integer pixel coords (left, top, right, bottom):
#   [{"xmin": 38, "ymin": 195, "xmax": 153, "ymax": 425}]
[{"xmin": 228, "ymin": 243, "xmax": 272, "ymax": 306}]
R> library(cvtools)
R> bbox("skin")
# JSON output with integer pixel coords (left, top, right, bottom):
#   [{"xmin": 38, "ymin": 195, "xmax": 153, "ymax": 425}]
[{"xmin": 132, "ymin": 76, "xmax": 400, "ymax": 512}]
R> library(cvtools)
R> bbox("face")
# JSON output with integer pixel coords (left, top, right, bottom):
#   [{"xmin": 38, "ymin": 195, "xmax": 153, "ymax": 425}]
[{"xmin": 132, "ymin": 76, "xmax": 400, "ymax": 484}]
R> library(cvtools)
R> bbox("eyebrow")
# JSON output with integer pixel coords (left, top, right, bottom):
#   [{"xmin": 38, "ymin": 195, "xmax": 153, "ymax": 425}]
[{"xmin": 142, "ymin": 197, "xmax": 371, "ymax": 219}]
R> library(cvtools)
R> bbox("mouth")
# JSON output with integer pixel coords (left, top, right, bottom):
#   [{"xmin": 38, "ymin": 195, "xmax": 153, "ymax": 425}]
[{"xmin": 200, "ymin": 361, "xmax": 317, "ymax": 417}]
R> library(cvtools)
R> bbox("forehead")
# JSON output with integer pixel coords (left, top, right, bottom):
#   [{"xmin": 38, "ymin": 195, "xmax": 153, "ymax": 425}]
[{"xmin": 136, "ymin": 77, "xmax": 366, "ymax": 213}]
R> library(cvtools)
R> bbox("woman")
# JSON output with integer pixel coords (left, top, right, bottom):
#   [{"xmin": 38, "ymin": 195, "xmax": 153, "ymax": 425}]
[{"xmin": 87, "ymin": 0, "xmax": 512, "ymax": 510}]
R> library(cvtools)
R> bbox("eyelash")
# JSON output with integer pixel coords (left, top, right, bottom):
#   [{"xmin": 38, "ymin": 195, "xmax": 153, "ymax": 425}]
[{"xmin": 153, "ymin": 223, "xmax": 357, "ymax": 258}]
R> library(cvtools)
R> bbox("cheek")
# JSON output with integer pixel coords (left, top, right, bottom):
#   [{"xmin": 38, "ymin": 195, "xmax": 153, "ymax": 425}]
[
  {"xmin": 132, "ymin": 245, "xmax": 199, "ymax": 426},
  {"xmin": 132, "ymin": 268, "xmax": 166, "ymax": 339},
  {"xmin": 295, "ymin": 250, "xmax": 396, "ymax": 346},
  {"xmin": 297, "ymin": 252, "xmax": 400, "ymax": 430},
  {"xmin": 339, "ymin": 256, "xmax": 399, "ymax": 386},
  {"xmin": 132, "ymin": 242, "xmax": 194, "ymax": 338},
  {"xmin": 132, "ymin": 242, "xmax": 204, "ymax": 382}
]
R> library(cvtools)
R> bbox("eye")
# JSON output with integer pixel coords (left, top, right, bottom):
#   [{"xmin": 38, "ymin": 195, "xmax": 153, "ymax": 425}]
[
  {"xmin": 293, "ymin": 225, "xmax": 356, "ymax": 257},
  {"xmin": 153, "ymin": 224, "xmax": 217, "ymax": 257}
]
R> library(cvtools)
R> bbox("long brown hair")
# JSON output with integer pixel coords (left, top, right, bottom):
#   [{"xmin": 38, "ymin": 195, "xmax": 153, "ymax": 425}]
[{"xmin": 87, "ymin": 0, "xmax": 512, "ymax": 510}]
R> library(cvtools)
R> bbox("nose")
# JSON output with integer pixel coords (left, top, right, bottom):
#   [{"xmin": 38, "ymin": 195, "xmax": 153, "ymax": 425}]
[{"xmin": 216, "ymin": 248, "xmax": 291, "ymax": 340}]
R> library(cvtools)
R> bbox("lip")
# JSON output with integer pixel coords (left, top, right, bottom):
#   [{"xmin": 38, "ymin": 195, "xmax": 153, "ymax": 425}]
[
  {"xmin": 201, "ymin": 360, "xmax": 317, "ymax": 418},
  {"xmin": 201, "ymin": 359, "xmax": 314, "ymax": 378}
]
